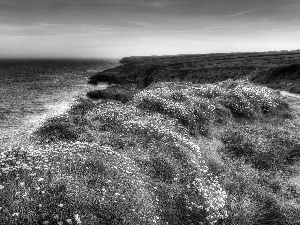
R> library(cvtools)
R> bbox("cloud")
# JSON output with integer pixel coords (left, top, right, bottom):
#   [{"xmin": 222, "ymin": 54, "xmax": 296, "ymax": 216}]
[
  {"xmin": 227, "ymin": 4, "xmax": 275, "ymax": 18},
  {"xmin": 36, "ymin": 22, "xmax": 63, "ymax": 27},
  {"xmin": 281, "ymin": 3, "xmax": 300, "ymax": 8},
  {"xmin": 0, "ymin": 0, "xmax": 300, "ymax": 58}
]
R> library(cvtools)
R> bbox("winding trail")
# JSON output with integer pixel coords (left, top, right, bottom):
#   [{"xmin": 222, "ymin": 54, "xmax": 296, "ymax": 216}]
[{"xmin": 280, "ymin": 91, "xmax": 300, "ymax": 99}]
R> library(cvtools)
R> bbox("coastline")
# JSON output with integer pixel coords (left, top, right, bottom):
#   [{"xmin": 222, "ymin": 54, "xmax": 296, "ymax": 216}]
[
  {"xmin": 1, "ymin": 53, "xmax": 300, "ymax": 224},
  {"xmin": 0, "ymin": 60, "xmax": 116, "ymax": 151},
  {"xmin": 87, "ymin": 51, "xmax": 300, "ymax": 104}
]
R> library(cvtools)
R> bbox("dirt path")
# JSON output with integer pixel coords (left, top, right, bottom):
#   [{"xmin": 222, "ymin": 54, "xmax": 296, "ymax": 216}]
[{"xmin": 280, "ymin": 91, "xmax": 300, "ymax": 99}]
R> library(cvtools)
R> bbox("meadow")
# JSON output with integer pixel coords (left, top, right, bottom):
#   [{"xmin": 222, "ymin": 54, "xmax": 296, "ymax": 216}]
[{"xmin": 1, "ymin": 78, "xmax": 300, "ymax": 224}]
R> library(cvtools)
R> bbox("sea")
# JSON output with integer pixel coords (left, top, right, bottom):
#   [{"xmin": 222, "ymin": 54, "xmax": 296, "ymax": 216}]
[{"xmin": 0, "ymin": 59, "xmax": 118, "ymax": 150}]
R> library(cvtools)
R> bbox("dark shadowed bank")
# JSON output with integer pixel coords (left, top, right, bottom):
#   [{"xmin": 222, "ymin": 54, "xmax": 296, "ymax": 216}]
[
  {"xmin": 1, "ymin": 51, "xmax": 300, "ymax": 225},
  {"xmin": 87, "ymin": 50, "xmax": 300, "ymax": 102},
  {"xmin": 251, "ymin": 64, "xmax": 300, "ymax": 94}
]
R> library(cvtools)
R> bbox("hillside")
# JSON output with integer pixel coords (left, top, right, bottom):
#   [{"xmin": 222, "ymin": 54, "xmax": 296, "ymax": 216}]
[
  {"xmin": 87, "ymin": 50, "xmax": 300, "ymax": 103},
  {"xmin": 2, "ymin": 77, "xmax": 300, "ymax": 224},
  {"xmin": 251, "ymin": 64, "xmax": 300, "ymax": 94},
  {"xmin": 89, "ymin": 50, "xmax": 300, "ymax": 88},
  {"xmin": 1, "ymin": 51, "xmax": 300, "ymax": 224}
]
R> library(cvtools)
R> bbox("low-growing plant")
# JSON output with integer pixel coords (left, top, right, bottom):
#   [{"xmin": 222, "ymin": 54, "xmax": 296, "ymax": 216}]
[
  {"xmin": 68, "ymin": 97, "xmax": 96, "ymax": 116},
  {"xmin": 2, "ymin": 79, "xmax": 299, "ymax": 225},
  {"xmin": 33, "ymin": 115, "xmax": 79, "ymax": 143}
]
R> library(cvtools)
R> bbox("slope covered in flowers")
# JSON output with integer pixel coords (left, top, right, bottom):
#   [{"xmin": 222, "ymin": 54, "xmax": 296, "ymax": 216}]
[{"xmin": 1, "ymin": 80, "xmax": 300, "ymax": 225}]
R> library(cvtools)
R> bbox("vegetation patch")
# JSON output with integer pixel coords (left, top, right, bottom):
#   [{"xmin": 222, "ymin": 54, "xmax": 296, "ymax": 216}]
[
  {"xmin": 251, "ymin": 63, "xmax": 300, "ymax": 94},
  {"xmin": 87, "ymin": 85, "xmax": 140, "ymax": 103},
  {"xmin": 2, "ymin": 79, "xmax": 300, "ymax": 225}
]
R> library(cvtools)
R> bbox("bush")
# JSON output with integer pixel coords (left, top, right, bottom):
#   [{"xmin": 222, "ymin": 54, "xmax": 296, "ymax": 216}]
[
  {"xmin": 221, "ymin": 122, "xmax": 300, "ymax": 172},
  {"xmin": 33, "ymin": 116, "xmax": 79, "ymax": 143},
  {"xmin": 149, "ymin": 157, "xmax": 176, "ymax": 182},
  {"xmin": 134, "ymin": 81, "xmax": 290, "ymax": 135},
  {"xmin": 133, "ymin": 85, "xmax": 222, "ymax": 136},
  {"xmin": 217, "ymin": 80, "xmax": 291, "ymax": 119},
  {"xmin": 68, "ymin": 98, "xmax": 95, "ymax": 116},
  {"xmin": 3, "ymin": 76, "xmax": 300, "ymax": 225},
  {"xmin": 219, "ymin": 158, "xmax": 293, "ymax": 225},
  {"xmin": 219, "ymin": 94, "xmax": 259, "ymax": 119},
  {"xmin": 222, "ymin": 131, "xmax": 256, "ymax": 159}
]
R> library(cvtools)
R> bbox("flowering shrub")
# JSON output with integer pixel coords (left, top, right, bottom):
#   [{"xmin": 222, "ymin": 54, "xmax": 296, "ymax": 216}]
[
  {"xmin": 0, "ymin": 142, "xmax": 158, "ymax": 224},
  {"xmin": 222, "ymin": 121, "xmax": 300, "ymax": 171},
  {"xmin": 218, "ymin": 80, "xmax": 290, "ymax": 118},
  {"xmin": 133, "ymin": 85, "xmax": 224, "ymax": 136},
  {"xmin": 1, "ymin": 80, "xmax": 297, "ymax": 225},
  {"xmin": 85, "ymin": 99, "xmax": 228, "ymax": 224}
]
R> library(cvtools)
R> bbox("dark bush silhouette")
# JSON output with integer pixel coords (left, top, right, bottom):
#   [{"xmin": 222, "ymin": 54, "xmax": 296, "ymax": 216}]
[
  {"xmin": 68, "ymin": 98, "xmax": 95, "ymax": 116},
  {"xmin": 33, "ymin": 116, "xmax": 79, "ymax": 143}
]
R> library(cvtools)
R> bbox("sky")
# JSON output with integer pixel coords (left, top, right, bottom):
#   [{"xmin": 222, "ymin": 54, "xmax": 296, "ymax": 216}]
[{"xmin": 0, "ymin": 0, "xmax": 300, "ymax": 58}]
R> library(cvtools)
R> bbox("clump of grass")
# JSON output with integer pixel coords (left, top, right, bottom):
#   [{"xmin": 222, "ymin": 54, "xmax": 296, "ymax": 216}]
[
  {"xmin": 133, "ymin": 81, "xmax": 290, "ymax": 137},
  {"xmin": 0, "ymin": 142, "xmax": 159, "ymax": 225},
  {"xmin": 216, "ymin": 80, "xmax": 288, "ymax": 119},
  {"xmin": 133, "ymin": 84, "xmax": 227, "ymax": 136},
  {"xmin": 218, "ymin": 157, "xmax": 300, "ymax": 225},
  {"xmin": 221, "ymin": 121, "xmax": 300, "ymax": 171},
  {"xmin": 1, "ymin": 97, "xmax": 228, "ymax": 224},
  {"xmin": 218, "ymin": 92, "xmax": 260, "ymax": 119},
  {"xmin": 33, "ymin": 99, "xmax": 96, "ymax": 143},
  {"xmin": 67, "ymin": 97, "xmax": 95, "ymax": 116},
  {"xmin": 33, "ymin": 115, "xmax": 80, "ymax": 143},
  {"xmin": 86, "ymin": 100, "xmax": 228, "ymax": 224}
]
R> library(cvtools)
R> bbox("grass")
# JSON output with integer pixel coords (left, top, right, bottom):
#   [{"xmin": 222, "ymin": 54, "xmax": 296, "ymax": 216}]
[
  {"xmin": 32, "ymin": 99, "xmax": 94, "ymax": 143},
  {"xmin": 1, "ymin": 80, "xmax": 300, "ymax": 224},
  {"xmin": 251, "ymin": 64, "xmax": 300, "ymax": 94},
  {"xmin": 221, "ymin": 118, "xmax": 300, "ymax": 171}
]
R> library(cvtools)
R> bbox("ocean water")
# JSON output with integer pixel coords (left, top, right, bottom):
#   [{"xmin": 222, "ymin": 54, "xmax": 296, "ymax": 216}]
[{"xmin": 0, "ymin": 59, "xmax": 117, "ymax": 149}]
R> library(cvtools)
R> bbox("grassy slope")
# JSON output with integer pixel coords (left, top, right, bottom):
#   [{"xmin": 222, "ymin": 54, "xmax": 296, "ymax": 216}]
[
  {"xmin": 87, "ymin": 51, "xmax": 300, "ymax": 113},
  {"xmin": 88, "ymin": 50, "xmax": 300, "ymax": 91},
  {"xmin": 2, "ymin": 79, "xmax": 300, "ymax": 224},
  {"xmin": 251, "ymin": 64, "xmax": 300, "ymax": 94}
]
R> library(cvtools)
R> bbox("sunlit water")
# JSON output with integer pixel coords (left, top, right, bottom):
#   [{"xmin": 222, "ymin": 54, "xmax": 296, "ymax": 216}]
[{"xmin": 0, "ymin": 59, "xmax": 116, "ymax": 150}]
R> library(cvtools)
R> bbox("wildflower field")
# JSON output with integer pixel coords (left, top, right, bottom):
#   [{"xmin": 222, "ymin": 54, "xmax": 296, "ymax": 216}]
[{"xmin": 1, "ymin": 80, "xmax": 300, "ymax": 224}]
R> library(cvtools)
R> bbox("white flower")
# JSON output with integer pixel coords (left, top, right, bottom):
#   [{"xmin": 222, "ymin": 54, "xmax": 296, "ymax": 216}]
[
  {"xmin": 19, "ymin": 182, "xmax": 25, "ymax": 186},
  {"xmin": 38, "ymin": 178, "xmax": 44, "ymax": 182},
  {"xmin": 74, "ymin": 214, "xmax": 82, "ymax": 224},
  {"xmin": 36, "ymin": 187, "xmax": 41, "ymax": 191},
  {"xmin": 66, "ymin": 218, "xmax": 73, "ymax": 224},
  {"xmin": 12, "ymin": 212, "xmax": 19, "ymax": 217},
  {"xmin": 53, "ymin": 214, "xmax": 59, "ymax": 220},
  {"xmin": 0, "ymin": 184, "xmax": 4, "ymax": 190},
  {"xmin": 58, "ymin": 203, "xmax": 63, "ymax": 208}
]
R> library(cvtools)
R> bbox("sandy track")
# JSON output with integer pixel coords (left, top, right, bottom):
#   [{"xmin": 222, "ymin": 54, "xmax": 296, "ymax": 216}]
[{"xmin": 280, "ymin": 91, "xmax": 300, "ymax": 99}]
